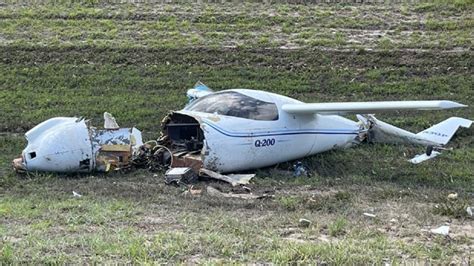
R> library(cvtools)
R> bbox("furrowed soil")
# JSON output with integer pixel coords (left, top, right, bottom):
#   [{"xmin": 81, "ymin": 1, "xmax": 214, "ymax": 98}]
[{"xmin": 0, "ymin": 1, "xmax": 473, "ymax": 264}]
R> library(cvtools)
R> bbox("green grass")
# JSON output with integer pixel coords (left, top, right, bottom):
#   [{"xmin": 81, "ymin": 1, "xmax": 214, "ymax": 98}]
[
  {"xmin": 1, "ymin": 175, "xmax": 471, "ymax": 263},
  {"xmin": 0, "ymin": 49, "xmax": 471, "ymax": 132},
  {"xmin": 1, "ymin": 1, "xmax": 473, "ymax": 264},
  {"xmin": 0, "ymin": 3, "xmax": 472, "ymax": 49}
]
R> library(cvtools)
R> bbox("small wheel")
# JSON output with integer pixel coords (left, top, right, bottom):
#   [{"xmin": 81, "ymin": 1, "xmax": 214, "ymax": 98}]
[{"xmin": 426, "ymin": 146, "xmax": 433, "ymax": 156}]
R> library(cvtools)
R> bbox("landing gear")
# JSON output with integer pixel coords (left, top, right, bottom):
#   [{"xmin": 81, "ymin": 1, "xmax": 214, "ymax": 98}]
[{"xmin": 426, "ymin": 145, "xmax": 433, "ymax": 156}]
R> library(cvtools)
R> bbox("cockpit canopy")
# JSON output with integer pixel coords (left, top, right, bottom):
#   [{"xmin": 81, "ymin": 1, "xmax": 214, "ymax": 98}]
[{"xmin": 185, "ymin": 91, "xmax": 279, "ymax": 121}]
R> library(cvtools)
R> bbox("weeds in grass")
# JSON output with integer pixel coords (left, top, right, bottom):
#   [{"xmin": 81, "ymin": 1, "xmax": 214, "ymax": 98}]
[
  {"xmin": 328, "ymin": 217, "xmax": 348, "ymax": 237},
  {"xmin": 0, "ymin": 243, "xmax": 14, "ymax": 264},
  {"xmin": 278, "ymin": 196, "xmax": 300, "ymax": 211},
  {"xmin": 434, "ymin": 196, "xmax": 471, "ymax": 218}
]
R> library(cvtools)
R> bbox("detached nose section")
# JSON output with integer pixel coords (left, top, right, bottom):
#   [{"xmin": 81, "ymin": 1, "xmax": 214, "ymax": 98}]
[
  {"xmin": 13, "ymin": 117, "xmax": 93, "ymax": 173},
  {"xmin": 13, "ymin": 115, "xmax": 143, "ymax": 173}
]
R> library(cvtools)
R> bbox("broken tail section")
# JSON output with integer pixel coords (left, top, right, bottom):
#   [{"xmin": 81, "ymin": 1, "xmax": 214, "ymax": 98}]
[{"xmin": 357, "ymin": 115, "xmax": 472, "ymax": 163}]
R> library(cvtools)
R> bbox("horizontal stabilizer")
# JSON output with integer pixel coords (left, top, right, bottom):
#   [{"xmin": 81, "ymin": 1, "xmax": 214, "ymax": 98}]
[
  {"xmin": 409, "ymin": 151, "xmax": 441, "ymax": 164},
  {"xmin": 282, "ymin": 101, "xmax": 467, "ymax": 115},
  {"xmin": 416, "ymin": 117, "xmax": 472, "ymax": 145}
]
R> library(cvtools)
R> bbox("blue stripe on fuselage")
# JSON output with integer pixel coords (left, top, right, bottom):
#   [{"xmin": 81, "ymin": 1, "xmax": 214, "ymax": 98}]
[{"xmin": 202, "ymin": 120, "xmax": 359, "ymax": 138}]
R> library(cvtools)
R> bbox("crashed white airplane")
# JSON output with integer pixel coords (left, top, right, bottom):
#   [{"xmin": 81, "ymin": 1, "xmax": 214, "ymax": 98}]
[{"xmin": 13, "ymin": 83, "xmax": 472, "ymax": 173}]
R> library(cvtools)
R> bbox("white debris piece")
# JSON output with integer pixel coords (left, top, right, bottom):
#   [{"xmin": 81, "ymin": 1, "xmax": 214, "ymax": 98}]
[
  {"xmin": 430, "ymin": 225, "xmax": 449, "ymax": 236},
  {"xmin": 467, "ymin": 207, "xmax": 473, "ymax": 217},
  {"xmin": 227, "ymin": 174, "xmax": 255, "ymax": 185},
  {"xmin": 409, "ymin": 151, "xmax": 441, "ymax": 164},
  {"xmin": 165, "ymin": 167, "xmax": 197, "ymax": 184},
  {"xmin": 104, "ymin": 112, "xmax": 119, "ymax": 129},
  {"xmin": 447, "ymin": 193, "xmax": 458, "ymax": 200},
  {"xmin": 363, "ymin": 213, "xmax": 376, "ymax": 218},
  {"xmin": 299, "ymin": 218, "xmax": 312, "ymax": 227},
  {"xmin": 200, "ymin": 168, "xmax": 254, "ymax": 186},
  {"xmin": 72, "ymin": 191, "xmax": 82, "ymax": 198}
]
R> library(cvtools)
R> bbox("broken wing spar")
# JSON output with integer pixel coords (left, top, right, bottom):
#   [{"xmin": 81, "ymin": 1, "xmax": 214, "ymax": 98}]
[{"xmin": 282, "ymin": 100, "xmax": 466, "ymax": 115}]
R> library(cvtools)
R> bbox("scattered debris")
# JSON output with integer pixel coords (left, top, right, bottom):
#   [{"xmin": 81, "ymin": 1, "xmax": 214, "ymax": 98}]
[
  {"xmin": 189, "ymin": 186, "xmax": 202, "ymax": 196},
  {"xmin": 241, "ymin": 186, "xmax": 252, "ymax": 192},
  {"xmin": 206, "ymin": 186, "xmax": 271, "ymax": 200},
  {"xmin": 390, "ymin": 218, "xmax": 398, "ymax": 223},
  {"xmin": 447, "ymin": 192, "xmax": 458, "ymax": 200},
  {"xmin": 298, "ymin": 218, "xmax": 312, "ymax": 228},
  {"xmin": 132, "ymin": 141, "xmax": 172, "ymax": 171},
  {"xmin": 165, "ymin": 167, "xmax": 197, "ymax": 185},
  {"xmin": 72, "ymin": 191, "xmax": 82, "ymax": 198},
  {"xmin": 293, "ymin": 161, "xmax": 310, "ymax": 177},
  {"xmin": 363, "ymin": 212, "xmax": 377, "ymax": 218},
  {"xmin": 12, "ymin": 158, "xmax": 25, "ymax": 173},
  {"xmin": 409, "ymin": 151, "xmax": 441, "ymax": 164},
  {"xmin": 227, "ymin": 174, "xmax": 255, "ymax": 185},
  {"xmin": 182, "ymin": 186, "xmax": 203, "ymax": 197},
  {"xmin": 199, "ymin": 168, "xmax": 254, "ymax": 186},
  {"xmin": 13, "ymin": 114, "xmax": 142, "ymax": 173},
  {"xmin": 200, "ymin": 169, "xmax": 238, "ymax": 186},
  {"xmin": 430, "ymin": 225, "xmax": 450, "ymax": 236},
  {"xmin": 467, "ymin": 207, "xmax": 473, "ymax": 217}
]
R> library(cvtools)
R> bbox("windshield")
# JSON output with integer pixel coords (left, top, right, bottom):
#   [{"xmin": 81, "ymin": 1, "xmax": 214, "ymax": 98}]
[{"xmin": 185, "ymin": 91, "xmax": 278, "ymax": 121}]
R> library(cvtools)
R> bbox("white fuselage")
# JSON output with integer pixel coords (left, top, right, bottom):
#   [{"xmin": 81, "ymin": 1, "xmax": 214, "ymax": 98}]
[{"xmin": 180, "ymin": 89, "xmax": 360, "ymax": 173}]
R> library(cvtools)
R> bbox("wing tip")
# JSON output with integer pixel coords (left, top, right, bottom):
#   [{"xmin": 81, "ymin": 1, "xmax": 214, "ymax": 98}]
[{"xmin": 441, "ymin": 101, "xmax": 467, "ymax": 109}]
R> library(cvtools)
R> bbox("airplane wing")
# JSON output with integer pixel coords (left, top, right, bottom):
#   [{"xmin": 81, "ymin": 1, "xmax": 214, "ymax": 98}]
[{"xmin": 281, "ymin": 101, "xmax": 467, "ymax": 115}]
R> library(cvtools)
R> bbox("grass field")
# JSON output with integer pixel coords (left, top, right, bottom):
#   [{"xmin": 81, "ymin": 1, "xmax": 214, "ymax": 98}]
[{"xmin": 1, "ymin": 1, "xmax": 473, "ymax": 263}]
